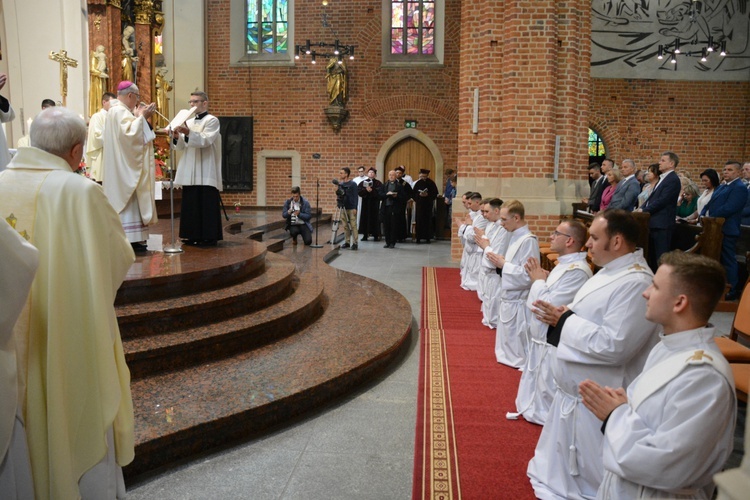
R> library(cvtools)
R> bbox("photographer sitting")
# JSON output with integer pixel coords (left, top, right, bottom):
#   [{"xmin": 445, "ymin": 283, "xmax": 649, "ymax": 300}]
[
  {"xmin": 333, "ymin": 167, "xmax": 359, "ymax": 250},
  {"xmin": 282, "ymin": 186, "xmax": 313, "ymax": 246}
]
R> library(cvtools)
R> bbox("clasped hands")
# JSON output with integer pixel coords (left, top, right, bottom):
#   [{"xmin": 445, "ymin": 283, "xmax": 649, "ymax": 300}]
[{"xmin": 579, "ymin": 379, "xmax": 628, "ymax": 421}]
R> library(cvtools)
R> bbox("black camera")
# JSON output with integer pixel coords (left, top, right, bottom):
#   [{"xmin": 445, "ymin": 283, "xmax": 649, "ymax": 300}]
[{"xmin": 331, "ymin": 179, "xmax": 347, "ymax": 206}]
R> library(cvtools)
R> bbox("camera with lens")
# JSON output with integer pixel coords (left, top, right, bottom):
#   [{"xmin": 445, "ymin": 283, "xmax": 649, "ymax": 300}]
[{"xmin": 331, "ymin": 178, "xmax": 348, "ymax": 207}]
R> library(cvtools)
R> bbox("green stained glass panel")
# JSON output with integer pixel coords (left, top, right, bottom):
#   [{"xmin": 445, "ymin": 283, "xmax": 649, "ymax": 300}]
[
  {"xmin": 247, "ymin": 22, "xmax": 259, "ymax": 52},
  {"xmin": 261, "ymin": 0, "xmax": 274, "ymax": 21},
  {"xmin": 407, "ymin": 28, "xmax": 419, "ymax": 54},
  {"xmin": 247, "ymin": 0, "xmax": 258, "ymax": 23},
  {"xmin": 276, "ymin": 22, "xmax": 288, "ymax": 53}
]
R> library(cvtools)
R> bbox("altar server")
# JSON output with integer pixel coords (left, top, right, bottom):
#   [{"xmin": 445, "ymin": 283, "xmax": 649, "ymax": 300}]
[
  {"xmin": 459, "ymin": 192, "xmax": 488, "ymax": 291},
  {"xmin": 85, "ymin": 92, "xmax": 115, "ymax": 181},
  {"xmin": 475, "ymin": 197, "xmax": 509, "ymax": 328}
]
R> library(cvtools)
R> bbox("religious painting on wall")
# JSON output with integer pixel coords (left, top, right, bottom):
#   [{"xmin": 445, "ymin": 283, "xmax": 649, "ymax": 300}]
[
  {"xmin": 591, "ymin": 0, "xmax": 750, "ymax": 81},
  {"xmin": 219, "ymin": 117, "xmax": 254, "ymax": 191}
]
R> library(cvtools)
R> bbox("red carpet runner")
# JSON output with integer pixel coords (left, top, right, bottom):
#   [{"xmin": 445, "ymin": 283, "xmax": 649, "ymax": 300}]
[{"xmin": 413, "ymin": 267, "xmax": 542, "ymax": 499}]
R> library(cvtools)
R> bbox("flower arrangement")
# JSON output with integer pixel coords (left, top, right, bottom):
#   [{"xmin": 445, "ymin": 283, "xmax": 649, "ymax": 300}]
[
  {"xmin": 76, "ymin": 158, "xmax": 90, "ymax": 178},
  {"xmin": 234, "ymin": 201, "xmax": 242, "ymax": 213},
  {"xmin": 154, "ymin": 147, "xmax": 170, "ymax": 179}
]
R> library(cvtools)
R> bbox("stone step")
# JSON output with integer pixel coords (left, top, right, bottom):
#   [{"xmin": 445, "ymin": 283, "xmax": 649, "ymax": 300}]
[
  {"xmin": 117, "ymin": 252, "xmax": 296, "ymax": 338},
  {"xmin": 123, "ymin": 271, "xmax": 326, "ymax": 379},
  {"xmin": 123, "ymin": 259, "xmax": 412, "ymax": 479}
]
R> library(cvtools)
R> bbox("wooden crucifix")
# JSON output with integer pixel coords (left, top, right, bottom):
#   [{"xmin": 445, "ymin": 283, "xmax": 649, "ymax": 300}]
[{"xmin": 49, "ymin": 49, "xmax": 78, "ymax": 106}]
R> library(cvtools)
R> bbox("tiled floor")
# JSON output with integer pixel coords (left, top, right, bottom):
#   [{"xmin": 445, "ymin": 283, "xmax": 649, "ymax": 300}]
[{"xmin": 126, "ymin": 236, "xmax": 742, "ymax": 499}]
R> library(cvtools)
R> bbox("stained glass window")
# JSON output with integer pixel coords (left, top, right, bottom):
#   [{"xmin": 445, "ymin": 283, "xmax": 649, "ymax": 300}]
[
  {"xmin": 391, "ymin": 1, "xmax": 435, "ymax": 55},
  {"xmin": 588, "ymin": 129, "xmax": 606, "ymax": 158},
  {"xmin": 247, "ymin": 0, "xmax": 288, "ymax": 54}
]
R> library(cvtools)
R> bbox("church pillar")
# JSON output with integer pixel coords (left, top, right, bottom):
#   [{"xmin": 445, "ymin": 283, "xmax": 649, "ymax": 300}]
[
  {"xmin": 455, "ymin": 0, "xmax": 590, "ymax": 253},
  {"xmin": 134, "ymin": 0, "xmax": 154, "ymax": 104},
  {"xmin": 106, "ymin": 0, "xmax": 125, "ymax": 86}
]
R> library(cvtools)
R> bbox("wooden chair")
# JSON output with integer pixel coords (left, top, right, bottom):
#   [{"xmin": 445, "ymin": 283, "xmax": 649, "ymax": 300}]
[{"xmin": 685, "ymin": 216, "xmax": 725, "ymax": 262}]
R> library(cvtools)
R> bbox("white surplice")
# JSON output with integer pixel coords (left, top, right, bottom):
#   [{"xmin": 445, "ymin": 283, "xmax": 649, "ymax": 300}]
[
  {"xmin": 102, "ymin": 99, "xmax": 157, "ymax": 242},
  {"xmin": 0, "ymin": 220, "xmax": 39, "ymax": 499},
  {"xmin": 479, "ymin": 221, "xmax": 510, "ymax": 328},
  {"xmin": 476, "ymin": 220, "xmax": 507, "ymax": 302},
  {"xmin": 174, "ymin": 113, "xmax": 222, "ymax": 189},
  {"xmin": 598, "ymin": 327, "xmax": 735, "ymax": 500},
  {"xmin": 460, "ymin": 211, "xmax": 488, "ymax": 291},
  {"xmin": 511, "ymin": 252, "xmax": 591, "ymax": 425},
  {"xmin": 85, "ymin": 108, "xmax": 107, "ymax": 182},
  {"xmin": 494, "ymin": 225, "xmax": 539, "ymax": 368},
  {"xmin": 458, "ymin": 210, "xmax": 477, "ymax": 282},
  {"xmin": 528, "ymin": 249, "xmax": 659, "ymax": 500}
]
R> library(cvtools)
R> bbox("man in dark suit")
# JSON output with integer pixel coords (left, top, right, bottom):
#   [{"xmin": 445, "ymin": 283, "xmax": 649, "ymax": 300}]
[
  {"xmin": 640, "ymin": 151, "xmax": 682, "ymax": 270},
  {"xmin": 701, "ymin": 161, "xmax": 749, "ymax": 300},
  {"xmin": 586, "ymin": 163, "xmax": 606, "ymax": 212},
  {"xmin": 608, "ymin": 159, "xmax": 640, "ymax": 211}
]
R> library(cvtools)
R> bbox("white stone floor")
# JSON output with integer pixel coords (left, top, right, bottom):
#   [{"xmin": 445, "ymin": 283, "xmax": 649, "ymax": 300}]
[{"xmin": 126, "ymin": 238, "xmax": 741, "ymax": 499}]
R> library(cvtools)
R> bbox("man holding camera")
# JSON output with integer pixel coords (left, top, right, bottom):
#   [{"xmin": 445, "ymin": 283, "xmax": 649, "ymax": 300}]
[
  {"xmin": 282, "ymin": 186, "xmax": 313, "ymax": 246},
  {"xmin": 334, "ymin": 167, "xmax": 359, "ymax": 250}
]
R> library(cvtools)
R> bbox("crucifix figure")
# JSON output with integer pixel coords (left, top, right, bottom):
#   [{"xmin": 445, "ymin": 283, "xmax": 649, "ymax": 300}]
[{"xmin": 49, "ymin": 49, "xmax": 78, "ymax": 106}]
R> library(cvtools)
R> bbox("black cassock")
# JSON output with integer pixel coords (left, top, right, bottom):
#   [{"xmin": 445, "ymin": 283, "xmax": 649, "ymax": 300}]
[
  {"xmin": 396, "ymin": 179, "xmax": 413, "ymax": 241},
  {"xmin": 358, "ymin": 178, "xmax": 383, "ymax": 239},
  {"xmin": 411, "ymin": 178, "xmax": 438, "ymax": 242}
]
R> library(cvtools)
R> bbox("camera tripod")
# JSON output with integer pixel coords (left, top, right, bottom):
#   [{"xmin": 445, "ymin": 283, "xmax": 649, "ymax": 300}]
[{"xmin": 328, "ymin": 205, "xmax": 353, "ymax": 245}]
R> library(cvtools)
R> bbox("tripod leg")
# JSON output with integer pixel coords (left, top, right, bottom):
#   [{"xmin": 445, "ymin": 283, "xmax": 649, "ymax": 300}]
[{"xmin": 328, "ymin": 207, "xmax": 341, "ymax": 244}]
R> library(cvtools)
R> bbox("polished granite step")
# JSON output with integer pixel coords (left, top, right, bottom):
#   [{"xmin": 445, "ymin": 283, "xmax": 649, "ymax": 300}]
[
  {"xmin": 118, "ymin": 252, "xmax": 297, "ymax": 338},
  {"xmin": 117, "ymin": 239, "xmax": 268, "ymax": 305},
  {"xmin": 123, "ymin": 271, "xmax": 326, "ymax": 379},
  {"xmin": 124, "ymin": 258, "xmax": 412, "ymax": 478}
]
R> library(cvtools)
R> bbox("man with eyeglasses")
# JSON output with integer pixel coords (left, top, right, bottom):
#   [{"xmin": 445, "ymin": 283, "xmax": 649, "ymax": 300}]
[
  {"xmin": 508, "ymin": 219, "xmax": 591, "ymax": 425},
  {"xmin": 172, "ymin": 91, "xmax": 223, "ymax": 246},
  {"xmin": 527, "ymin": 210, "xmax": 658, "ymax": 500},
  {"xmin": 102, "ymin": 80, "xmax": 158, "ymax": 252}
]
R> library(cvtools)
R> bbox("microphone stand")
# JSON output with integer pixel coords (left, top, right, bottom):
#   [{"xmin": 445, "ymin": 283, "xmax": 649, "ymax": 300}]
[
  {"xmin": 150, "ymin": 106, "xmax": 183, "ymax": 254},
  {"xmin": 309, "ymin": 178, "xmax": 323, "ymax": 248}
]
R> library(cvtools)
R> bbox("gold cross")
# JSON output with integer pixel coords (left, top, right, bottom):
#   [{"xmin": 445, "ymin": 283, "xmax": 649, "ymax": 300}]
[
  {"xmin": 686, "ymin": 349, "xmax": 713, "ymax": 362},
  {"xmin": 49, "ymin": 49, "xmax": 78, "ymax": 106},
  {"xmin": 631, "ymin": 263, "xmax": 647, "ymax": 271}
]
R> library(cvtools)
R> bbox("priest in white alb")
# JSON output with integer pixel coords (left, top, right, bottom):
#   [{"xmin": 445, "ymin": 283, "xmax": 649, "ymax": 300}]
[
  {"xmin": 580, "ymin": 251, "xmax": 735, "ymax": 499},
  {"xmin": 474, "ymin": 197, "xmax": 509, "ymax": 329},
  {"xmin": 0, "ymin": 107, "xmax": 135, "ymax": 499},
  {"xmin": 509, "ymin": 219, "xmax": 591, "ymax": 425},
  {"xmin": 457, "ymin": 192, "xmax": 472, "ymax": 284},
  {"xmin": 0, "ymin": 219, "xmax": 39, "ymax": 499},
  {"xmin": 102, "ymin": 81, "xmax": 158, "ymax": 251},
  {"xmin": 527, "ymin": 210, "xmax": 659, "ymax": 500},
  {"xmin": 490, "ymin": 200, "xmax": 539, "ymax": 368},
  {"xmin": 85, "ymin": 91, "xmax": 115, "ymax": 182}
]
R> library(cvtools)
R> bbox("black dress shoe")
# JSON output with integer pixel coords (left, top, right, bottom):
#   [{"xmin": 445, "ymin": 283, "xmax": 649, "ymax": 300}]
[
  {"xmin": 198, "ymin": 240, "xmax": 218, "ymax": 247},
  {"xmin": 351, "ymin": 244, "xmax": 358, "ymax": 250},
  {"xmin": 131, "ymin": 242, "xmax": 148, "ymax": 252},
  {"xmin": 341, "ymin": 243, "xmax": 350, "ymax": 249}
]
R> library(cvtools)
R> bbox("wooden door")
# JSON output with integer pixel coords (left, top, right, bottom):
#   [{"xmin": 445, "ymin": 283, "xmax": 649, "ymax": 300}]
[{"xmin": 384, "ymin": 137, "xmax": 434, "ymax": 181}]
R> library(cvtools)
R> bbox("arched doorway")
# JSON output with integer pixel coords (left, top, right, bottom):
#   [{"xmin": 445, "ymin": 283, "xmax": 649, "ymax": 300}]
[
  {"xmin": 384, "ymin": 137, "xmax": 435, "ymax": 181},
  {"xmin": 375, "ymin": 129, "xmax": 443, "ymax": 184}
]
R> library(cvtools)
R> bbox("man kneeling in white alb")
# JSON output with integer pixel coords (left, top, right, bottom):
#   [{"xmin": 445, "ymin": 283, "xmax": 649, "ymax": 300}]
[{"xmin": 580, "ymin": 251, "xmax": 735, "ymax": 499}]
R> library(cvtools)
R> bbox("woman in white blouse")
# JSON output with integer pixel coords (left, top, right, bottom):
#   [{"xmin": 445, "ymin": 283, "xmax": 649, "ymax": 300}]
[{"xmin": 685, "ymin": 168, "xmax": 720, "ymax": 223}]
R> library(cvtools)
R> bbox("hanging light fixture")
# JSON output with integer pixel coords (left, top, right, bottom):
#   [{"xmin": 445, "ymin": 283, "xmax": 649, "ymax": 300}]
[
  {"xmin": 295, "ymin": 39, "xmax": 355, "ymax": 64},
  {"xmin": 655, "ymin": 1, "xmax": 728, "ymax": 69}
]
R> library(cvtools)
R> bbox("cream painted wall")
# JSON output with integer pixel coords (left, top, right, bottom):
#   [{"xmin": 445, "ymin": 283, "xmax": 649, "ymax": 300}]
[
  {"xmin": 161, "ymin": 0, "xmax": 205, "ymax": 113},
  {"xmin": 0, "ymin": 0, "xmax": 89, "ymax": 143}
]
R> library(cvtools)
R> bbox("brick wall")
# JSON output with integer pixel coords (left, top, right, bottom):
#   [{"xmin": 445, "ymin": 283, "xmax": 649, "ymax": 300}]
[
  {"xmin": 591, "ymin": 79, "xmax": 750, "ymax": 180},
  {"xmin": 205, "ymin": 0, "xmax": 461, "ymax": 215}
]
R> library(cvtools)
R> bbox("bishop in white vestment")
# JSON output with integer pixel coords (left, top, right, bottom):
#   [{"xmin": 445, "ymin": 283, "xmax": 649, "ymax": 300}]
[
  {"xmin": 528, "ymin": 211, "xmax": 659, "ymax": 500},
  {"xmin": 102, "ymin": 82, "xmax": 158, "ymax": 246}
]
